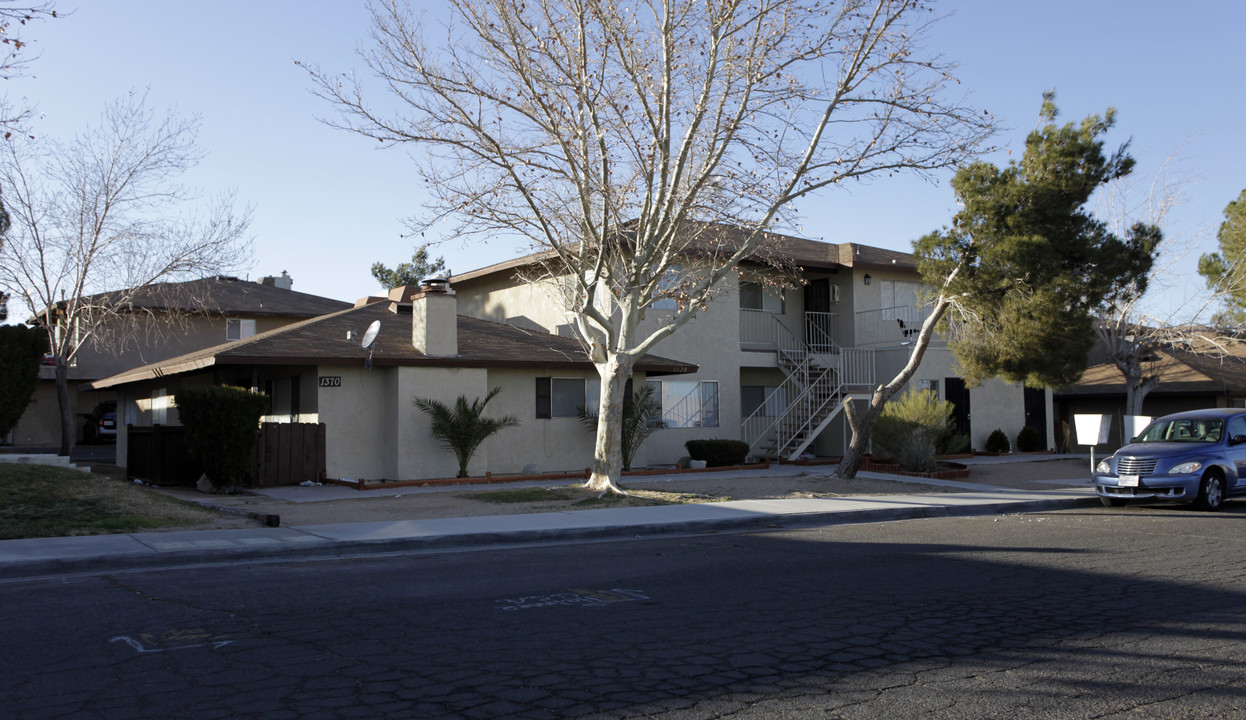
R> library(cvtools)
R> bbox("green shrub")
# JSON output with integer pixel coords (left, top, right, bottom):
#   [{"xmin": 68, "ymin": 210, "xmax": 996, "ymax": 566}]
[
  {"xmin": 1015, "ymin": 425, "xmax": 1044, "ymax": 452},
  {"xmin": 0, "ymin": 325, "xmax": 47, "ymax": 439},
  {"xmin": 871, "ymin": 389, "xmax": 964, "ymax": 472},
  {"xmin": 174, "ymin": 385, "xmax": 269, "ymax": 489},
  {"xmin": 985, "ymin": 428, "xmax": 1011, "ymax": 453},
  {"xmin": 685, "ymin": 439, "xmax": 750, "ymax": 467}
]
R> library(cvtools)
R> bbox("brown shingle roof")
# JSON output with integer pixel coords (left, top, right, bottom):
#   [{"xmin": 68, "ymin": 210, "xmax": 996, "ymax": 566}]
[
  {"xmin": 1056, "ymin": 347, "xmax": 1246, "ymax": 398},
  {"xmin": 450, "ymin": 227, "xmax": 917, "ymax": 285},
  {"xmin": 90, "ymin": 301, "xmax": 696, "ymax": 389},
  {"xmin": 43, "ymin": 275, "xmax": 352, "ymax": 320}
]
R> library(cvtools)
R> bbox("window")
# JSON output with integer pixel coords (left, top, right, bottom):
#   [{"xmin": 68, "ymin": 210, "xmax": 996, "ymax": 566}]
[
  {"xmin": 536, "ymin": 377, "xmax": 601, "ymax": 418},
  {"xmin": 152, "ymin": 388, "xmax": 168, "ymax": 425},
  {"xmin": 741, "ymin": 385, "xmax": 787, "ymax": 418},
  {"xmin": 917, "ymin": 379, "xmax": 939, "ymax": 396},
  {"xmin": 1229, "ymin": 416, "xmax": 1246, "ymax": 442},
  {"xmin": 651, "ymin": 264, "xmax": 683, "ymax": 310},
  {"xmin": 738, "ymin": 281, "xmax": 785, "ymax": 314},
  {"xmin": 649, "ymin": 380, "xmax": 719, "ymax": 428},
  {"xmin": 226, "ymin": 318, "xmax": 256, "ymax": 341}
]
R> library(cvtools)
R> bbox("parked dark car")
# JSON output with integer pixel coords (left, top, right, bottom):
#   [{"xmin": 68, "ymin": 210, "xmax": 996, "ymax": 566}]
[
  {"xmin": 82, "ymin": 401, "xmax": 117, "ymax": 443},
  {"xmin": 1094, "ymin": 408, "xmax": 1246, "ymax": 510}
]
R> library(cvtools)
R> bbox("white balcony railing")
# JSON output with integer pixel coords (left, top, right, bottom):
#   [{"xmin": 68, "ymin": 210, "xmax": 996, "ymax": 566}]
[{"xmin": 854, "ymin": 305, "xmax": 937, "ymax": 347}]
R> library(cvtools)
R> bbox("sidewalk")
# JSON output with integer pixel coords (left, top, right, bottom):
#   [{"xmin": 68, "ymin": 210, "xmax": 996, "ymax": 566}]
[{"xmin": 0, "ymin": 458, "xmax": 1098, "ymax": 580}]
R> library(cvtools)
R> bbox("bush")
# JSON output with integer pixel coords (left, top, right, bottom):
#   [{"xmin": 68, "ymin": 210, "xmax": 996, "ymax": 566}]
[
  {"xmin": 685, "ymin": 439, "xmax": 749, "ymax": 467},
  {"xmin": 985, "ymin": 428, "xmax": 1011, "ymax": 453},
  {"xmin": 1015, "ymin": 425, "xmax": 1044, "ymax": 452},
  {"xmin": 872, "ymin": 389, "xmax": 963, "ymax": 472},
  {"xmin": 174, "ymin": 385, "xmax": 269, "ymax": 489}
]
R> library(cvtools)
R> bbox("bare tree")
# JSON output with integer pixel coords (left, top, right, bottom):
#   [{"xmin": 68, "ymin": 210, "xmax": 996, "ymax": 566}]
[
  {"xmin": 1093, "ymin": 153, "xmax": 1240, "ymax": 417},
  {"xmin": 0, "ymin": 2, "xmax": 59, "ymax": 133},
  {"xmin": 307, "ymin": 0, "xmax": 995, "ymax": 493},
  {"xmin": 0, "ymin": 91, "xmax": 252, "ymax": 455}
]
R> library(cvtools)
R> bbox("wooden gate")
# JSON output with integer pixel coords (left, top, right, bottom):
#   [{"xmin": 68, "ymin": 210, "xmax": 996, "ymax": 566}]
[
  {"xmin": 252, "ymin": 422, "xmax": 326, "ymax": 487},
  {"xmin": 127, "ymin": 425, "xmax": 201, "ymax": 486}
]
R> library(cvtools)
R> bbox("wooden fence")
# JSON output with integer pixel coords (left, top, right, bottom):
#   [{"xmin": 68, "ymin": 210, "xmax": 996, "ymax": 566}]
[
  {"xmin": 127, "ymin": 422, "xmax": 325, "ymax": 488},
  {"xmin": 252, "ymin": 422, "xmax": 326, "ymax": 488}
]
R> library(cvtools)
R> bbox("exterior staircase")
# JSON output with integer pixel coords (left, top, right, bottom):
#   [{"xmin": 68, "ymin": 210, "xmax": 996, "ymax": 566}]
[{"xmin": 741, "ymin": 313, "xmax": 874, "ymax": 461}]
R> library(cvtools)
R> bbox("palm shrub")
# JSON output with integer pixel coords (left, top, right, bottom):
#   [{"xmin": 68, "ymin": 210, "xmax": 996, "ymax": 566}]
[
  {"xmin": 174, "ymin": 385, "xmax": 270, "ymax": 489},
  {"xmin": 414, "ymin": 387, "xmax": 519, "ymax": 478},
  {"xmin": 871, "ymin": 389, "xmax": 962, "ymax": 472},
  {"xmin": 579, "ymin": 382, "xmax": 665, "ymax": 471}
]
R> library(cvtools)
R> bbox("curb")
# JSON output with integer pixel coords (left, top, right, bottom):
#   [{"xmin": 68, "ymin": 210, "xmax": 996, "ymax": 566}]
[{"xmin": 0, "ymin": 495, "xmax": 1097, "ymax": 581}]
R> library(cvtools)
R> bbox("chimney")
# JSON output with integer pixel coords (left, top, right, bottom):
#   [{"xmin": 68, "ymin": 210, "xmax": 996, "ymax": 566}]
[
  {"xmin": 410, "ymin": 278, "xmax": 457, "ymax": 356},
  {"xmin": 259, "ymin": 271, "xmax": 294, "ymax": 290}
]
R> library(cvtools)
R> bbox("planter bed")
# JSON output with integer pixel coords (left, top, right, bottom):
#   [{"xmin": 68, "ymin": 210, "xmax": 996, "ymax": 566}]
[
  {"xmin": 324, "ymin": 461, "xmax": 772, "ymax": 491},
  {"xmin": 858, "ymin": 459, "xmax": 971, "ymax": 480}
]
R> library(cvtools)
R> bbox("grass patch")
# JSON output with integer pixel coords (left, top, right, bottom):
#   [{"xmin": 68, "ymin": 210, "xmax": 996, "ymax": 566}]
[
  {"xmin": 0, "ymin": 463, "xmax": 221, "ymax": 540},
  {"xmin": 463, "ymin": 487, "xmax": 575, "ymax": 504}
]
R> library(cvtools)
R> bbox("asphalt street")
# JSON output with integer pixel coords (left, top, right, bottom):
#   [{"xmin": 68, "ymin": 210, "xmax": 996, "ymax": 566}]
[{"xmin": 4, "ymin": 504, "xmax": 1246, "ymax": 719}]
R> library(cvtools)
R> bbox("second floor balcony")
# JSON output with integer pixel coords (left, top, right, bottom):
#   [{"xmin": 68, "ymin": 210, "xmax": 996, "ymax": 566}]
[
  {"xmin": 739, "ymin": 308, "xmax": 840, "ymax": 352},
  {"xmin": 855, "ymin": 305, "xmax": 939, "ymax": 347}
]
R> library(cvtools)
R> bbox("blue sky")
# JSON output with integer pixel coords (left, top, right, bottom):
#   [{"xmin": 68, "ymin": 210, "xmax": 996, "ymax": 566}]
[{"xmin": 6, "ymin": 1, "xmax": 1243, "ymax": 314}]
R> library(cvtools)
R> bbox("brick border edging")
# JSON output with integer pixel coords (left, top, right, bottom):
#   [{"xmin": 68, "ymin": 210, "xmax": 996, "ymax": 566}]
[{"xmin": 324, "ymin": 461, "xmax": 773, "ymax": 491}]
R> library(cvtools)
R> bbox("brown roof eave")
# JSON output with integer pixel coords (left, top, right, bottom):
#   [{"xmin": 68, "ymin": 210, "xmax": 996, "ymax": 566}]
[{"xmin": 88, "ymin": 355, "xmax": 220, "ymax": 390}]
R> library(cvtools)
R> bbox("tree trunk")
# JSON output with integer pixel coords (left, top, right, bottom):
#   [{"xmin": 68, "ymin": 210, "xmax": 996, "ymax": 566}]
[
  {"xmin": 584, "ymin": 355, "xmax": 633, "ymax": 495},
  {"xmin": 836, "ymin": 386, "xmax": 888, "ymax": 479},
  {"xmin": 54, "ymin": 357, "xmax": 73, "ymax": 457},
  {"xmin": 1126, "ymin": 375, "xmax": 1158, "ymax": 419},
  {"xmin": 835, "ymin": 296, "xmax": 954, "ymax": 479}
]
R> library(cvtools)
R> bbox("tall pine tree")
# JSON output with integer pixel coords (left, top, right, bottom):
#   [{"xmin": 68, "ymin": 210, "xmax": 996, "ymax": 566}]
[
  {"xmin": 838, "ymin": 94, "xmax": 1159, "ymax": 477},
  {"xmin": 1197, "ymin": 189, "xmax": 1246, "ymax": 324}
]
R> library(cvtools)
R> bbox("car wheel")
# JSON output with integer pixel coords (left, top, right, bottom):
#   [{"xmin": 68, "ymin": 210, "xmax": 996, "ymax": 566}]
[
  {"xmin": 1196, "ymin": 471, "xmax": 1225, "ymax": 511},
  {"xmin": 1100, "ymin": 496, "xmax": 1128, "ymax": 508}
]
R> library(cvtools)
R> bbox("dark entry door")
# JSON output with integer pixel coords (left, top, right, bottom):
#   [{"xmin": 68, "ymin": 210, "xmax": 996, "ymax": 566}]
[
  {"xmin": 945, "ymin": 377, "xmax": 971, "ymax": 440},
  {"xmin": 804, "ymin": 278, "xmax": 833, "ymax": 350},
  {"xmin": 1023, "ymin": 387, "xmax": 1046, "ymax": 432}
]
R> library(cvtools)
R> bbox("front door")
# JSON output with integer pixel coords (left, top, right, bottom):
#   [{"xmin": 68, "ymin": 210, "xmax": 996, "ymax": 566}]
[
  {"xmin": 945, "ymin": 377, "xmax": 971, "ymax": 441},
  {"xmin": 804, "ymin": 278, "xmax": 833, "ymax": 351}
]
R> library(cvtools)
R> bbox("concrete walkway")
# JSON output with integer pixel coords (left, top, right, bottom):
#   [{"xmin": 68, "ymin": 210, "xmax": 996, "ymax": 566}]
[{"xmin": 0, "ymin": 457, "xmax": 1098, "ymax": 580}]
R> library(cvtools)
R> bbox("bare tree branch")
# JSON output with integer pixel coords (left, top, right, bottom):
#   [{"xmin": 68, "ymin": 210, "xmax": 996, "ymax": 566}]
[{"xmin": 0, "ymin": 91, "xmax": 253, "ymax": 455}]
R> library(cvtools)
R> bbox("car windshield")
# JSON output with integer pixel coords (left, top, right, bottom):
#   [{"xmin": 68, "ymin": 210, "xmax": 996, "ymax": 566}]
[{"xmin": 1136, "ymin": 418, "xmax": 1224, "ymax": 443}]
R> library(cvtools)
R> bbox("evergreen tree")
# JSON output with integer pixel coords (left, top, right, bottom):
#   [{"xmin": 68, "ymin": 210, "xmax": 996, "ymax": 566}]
[
  {"xmin": 1197, "ymin": 189, "xmax": 1246, "ymax": 324},
  {"xmin": 371, "ymin": 245, "xmax": 448, "ymax": 291},
  {"xmin": 915, "ymin": 92, "xmax": 1159, "ymax": 388},
  {"xmin": 0, "ymin": 325, "xmax": 48, "ymax": 441},
  {"xmin": 838, "ymin": 94, "xmax": 1159, "ymax": 478}
]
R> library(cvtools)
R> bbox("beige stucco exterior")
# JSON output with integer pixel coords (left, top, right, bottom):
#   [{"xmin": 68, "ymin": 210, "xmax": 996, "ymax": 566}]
[{"xmin": 453, "ymin": 258, "xmax": 1054, "ymax": 462}]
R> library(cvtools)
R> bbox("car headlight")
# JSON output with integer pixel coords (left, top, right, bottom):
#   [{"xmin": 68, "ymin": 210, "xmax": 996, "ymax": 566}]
[
  {"xmin": 1169, "ymin": 461, "xmax": 1204, "ymax": 475},
  {"xmin": 1096, "ymin": 459, "xmax": 1111, "ymax": 474}
]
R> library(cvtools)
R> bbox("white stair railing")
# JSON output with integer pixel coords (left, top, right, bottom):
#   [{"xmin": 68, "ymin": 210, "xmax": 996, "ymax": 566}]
[{"xmin": 741, "ymin": 311, "xmax": 876, "ymax": 459}]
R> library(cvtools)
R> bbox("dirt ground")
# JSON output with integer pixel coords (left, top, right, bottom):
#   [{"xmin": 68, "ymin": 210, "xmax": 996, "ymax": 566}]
[{"xmin": 152, "ymin": 457, "xmax": 1094, "ymax": 530}]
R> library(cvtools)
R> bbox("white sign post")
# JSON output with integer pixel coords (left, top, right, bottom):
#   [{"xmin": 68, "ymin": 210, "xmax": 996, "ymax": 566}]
[
  {"xmin": 1073, "ymin": 414, "xmax": 1112, "ymax": 472},
  {"xmin": 1122, "ymin": 415, "xmax": 1151, "ymax": 444}
]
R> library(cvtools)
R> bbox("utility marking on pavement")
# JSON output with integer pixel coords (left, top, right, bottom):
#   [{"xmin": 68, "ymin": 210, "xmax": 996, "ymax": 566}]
[
  {"xmin": 110, "ymin": 628, "xmax": 233, "ymax": 653},
  {"xmin": 497, "ymin": 588, "xmax": 648, "ymax": 611}
]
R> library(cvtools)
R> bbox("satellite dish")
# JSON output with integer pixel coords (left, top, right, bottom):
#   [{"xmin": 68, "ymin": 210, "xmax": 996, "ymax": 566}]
[{"xmin": 360, "ymin": 320, "xmax": 381, "ymax": 349}]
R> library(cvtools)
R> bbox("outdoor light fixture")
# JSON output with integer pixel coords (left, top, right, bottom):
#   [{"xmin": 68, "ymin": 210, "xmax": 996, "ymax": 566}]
[{"xmin": 863, "ymin": 274, "xmax": 872, "ymax": 285}]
